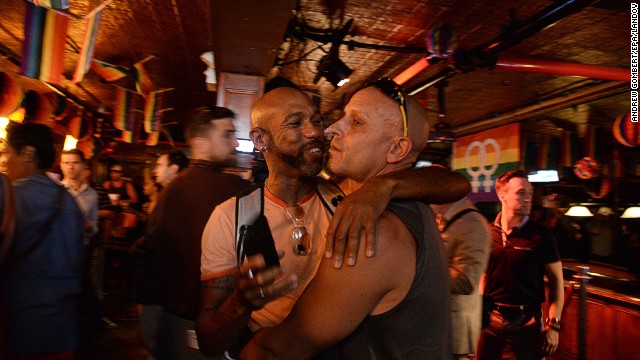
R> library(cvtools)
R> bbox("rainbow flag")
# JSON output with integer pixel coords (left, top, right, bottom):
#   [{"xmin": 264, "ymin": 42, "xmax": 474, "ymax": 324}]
[
  {"xmin": 30, "ymin": 0, "xmax": 69, "ymax": 9},
  {"xmin": 132, "ymin": 61, "xmax": 153, "ymax": 98},
  {"xmin": 71, "ymin": 9, "xmax": 103, "ymax": 83},
  {"xmin": 121, "ymin": 130, "xmax": 134, "ymax": 143},
  {"xmin": 90, "ymin": 59, "xmax": 128, "ymax": 83},
  {"xmin": 143, "ymin": 91, "xmax": 163, "ymax": 133},
  {"xmin": 113, "ymin": 87, "xmax": 138, "ymax": 131},
  {"xmin": 452, "ymin": 122, "xmax": 520, "ymax": 201},
  {"xmin": 20, "ymin": 2, "xmax": 69, "ymax": 84},
  {"xmin": 146, "ymin": 131, "xmax": 160, "ymax": 146}
]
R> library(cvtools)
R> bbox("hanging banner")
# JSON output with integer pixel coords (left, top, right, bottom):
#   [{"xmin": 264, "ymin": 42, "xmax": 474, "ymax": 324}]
[
  {"xmin": 71, "ymin": 8, "xmax": 104, "ymax": 83},
  {"xmin": 20, "ymin": 2, "xmax": 69, "ymax": 84},
  {"xmin": 452, "ymin": 122, "xmax": 521, "ymax": 202}
]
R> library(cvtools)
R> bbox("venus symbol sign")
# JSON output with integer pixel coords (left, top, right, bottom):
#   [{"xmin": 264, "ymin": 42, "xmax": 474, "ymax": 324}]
[{"xmin": 464, "ymin": 139, "xmax": 500, "ymax": 193}]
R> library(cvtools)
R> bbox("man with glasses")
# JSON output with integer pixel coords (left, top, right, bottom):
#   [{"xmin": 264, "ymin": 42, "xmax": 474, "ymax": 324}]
[
  {"xmin": 238, "ymin": 80, "xmax": 451, "ymax": 359},
  {"xmin": 198, "ymin": 82, "xmax": 465, "ymax": 359}
]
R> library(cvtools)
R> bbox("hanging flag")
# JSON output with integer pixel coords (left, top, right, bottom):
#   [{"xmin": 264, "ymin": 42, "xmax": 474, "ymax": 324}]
[
  {"xmin": 113, "ymin": 87, "xmax": 139, "ymax": 131},
  {"xmin": 143, "ymin": 91, "xmax": 162, "ymax": 133},
  {"xmin": 452, "ymin": 122, "xmax": 520, "ymax": 202},
  {"xmin": 71, "ymin": 8, "xmax": 103, "ymax": 83},
  {"xmin": 121, "ymin": 130, "xmax": 134, "ymax": 143},
  {"xmin": 132, "ymin": 61, "xmax": 153, "ymax": 98},
  {"xmin": 20, "ymin": 2, "xmax": 69, "ymax": 84},
  {"xmin": 146, "ymin": 131, "xmax": 160, "ymax": 146},
  {"xmin": 30, "ymin": 0, "xmax": 69, "ymax": 10},
  {"xmin": 90, "ymin": 59, "xmax": 129, "ymax": 83}
]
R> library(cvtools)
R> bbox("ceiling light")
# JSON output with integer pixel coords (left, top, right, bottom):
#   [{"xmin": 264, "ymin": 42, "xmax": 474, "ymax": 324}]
[
  {"xmin": 621, "ymin": 207, "xmax": 640, "ymax": 219},
  {"xmin": 565, "ymin": 206, "xmax": 593, "ymax": 217},
  {"xmin": 63, "ymin": 134, "xmax": 78, "ymax": 150},
  {"xmin": 314, "ymin": 55, "xmax": 353, "ymax": 88}
]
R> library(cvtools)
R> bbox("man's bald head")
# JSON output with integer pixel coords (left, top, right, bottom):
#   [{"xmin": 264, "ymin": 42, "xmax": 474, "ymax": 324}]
[{"xmin": 251, "ymin": 87, "xmax": 315, "ymax": 130}]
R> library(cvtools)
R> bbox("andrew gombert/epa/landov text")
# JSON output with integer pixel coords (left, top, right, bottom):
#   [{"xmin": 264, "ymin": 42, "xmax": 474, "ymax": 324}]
[{"xmin": 631, "ymin": 3, "xmax": 638, "ymax": 122}]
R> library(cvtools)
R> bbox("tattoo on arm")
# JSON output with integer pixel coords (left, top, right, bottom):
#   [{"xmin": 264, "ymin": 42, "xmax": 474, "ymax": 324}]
[{"xmin": 202, "ymin": 275, "xmax": 237, "ymax": 310}]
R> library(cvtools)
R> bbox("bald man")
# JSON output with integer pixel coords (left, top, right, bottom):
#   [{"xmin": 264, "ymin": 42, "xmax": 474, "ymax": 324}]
[
  {"xmin": 241, "ymin": 79, "xmax": 451, "ymax": 359},
  {"xmin": 197, "ymin": 85, "xmax": 463, "ymax": 359}
]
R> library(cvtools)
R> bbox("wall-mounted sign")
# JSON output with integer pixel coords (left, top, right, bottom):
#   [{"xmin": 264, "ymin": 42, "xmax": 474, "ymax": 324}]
[{"xmin": 452, "ymin": 123, "xmax": 520, "ymax": 201}]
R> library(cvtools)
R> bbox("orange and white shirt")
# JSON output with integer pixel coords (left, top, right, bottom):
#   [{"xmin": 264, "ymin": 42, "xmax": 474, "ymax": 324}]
[{"xmin": 201, "ymin": 189, "xmax": 331, "ymax": 330}]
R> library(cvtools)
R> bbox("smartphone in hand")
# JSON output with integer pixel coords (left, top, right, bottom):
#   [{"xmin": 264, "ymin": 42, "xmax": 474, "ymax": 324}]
[{"xmin": 240, "ymin": 215, "xmax": 280, "ymax": 268}]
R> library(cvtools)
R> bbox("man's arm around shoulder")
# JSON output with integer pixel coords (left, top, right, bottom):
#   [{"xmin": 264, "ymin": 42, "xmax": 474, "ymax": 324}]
[{"xmin": 241, "ymin": 211, "xmax": 415, "ymax": 359}]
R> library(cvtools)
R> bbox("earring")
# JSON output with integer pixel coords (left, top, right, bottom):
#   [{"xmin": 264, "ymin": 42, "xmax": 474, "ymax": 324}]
[{"xmin": 260, "ymin": 146, "xmax": 267, "ymax": 152}]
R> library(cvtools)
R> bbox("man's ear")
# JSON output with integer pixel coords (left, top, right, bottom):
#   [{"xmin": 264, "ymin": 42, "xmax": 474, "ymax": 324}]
[
  {"xmin": 168, "ymin": 163, "xmax": 179, "ymax": 174},
  {"xmin": 386, "ymin": 137, "xmax": 412, "ymax": 164},
  {"xmin": 249, "ymin": 128, "xmax": 269, "ymax": 149}
]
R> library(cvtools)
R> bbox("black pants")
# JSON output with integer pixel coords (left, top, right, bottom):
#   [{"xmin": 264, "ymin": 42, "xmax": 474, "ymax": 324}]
[{"xmin": 476, "ymin": 307, "xmax": 544, "ymax": 360}]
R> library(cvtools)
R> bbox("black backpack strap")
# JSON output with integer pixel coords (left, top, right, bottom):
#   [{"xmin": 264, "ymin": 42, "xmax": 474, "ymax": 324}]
[
  {"xmin": 316, "ymin": 178, "xmax": 345, "ymax": 215},
  {"xmin": 235, "ymin": 186, "xmax": 263, "ymax": 266},
  {"xmin": 442, "ymin": 208, "xmax": 480, "ymax": 232}
]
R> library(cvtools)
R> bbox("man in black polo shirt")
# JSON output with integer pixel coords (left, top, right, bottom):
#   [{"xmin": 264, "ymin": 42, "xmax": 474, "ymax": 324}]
[{"xmin": 477, "ymin": 170, "xmax": 564, "ymax": 360}]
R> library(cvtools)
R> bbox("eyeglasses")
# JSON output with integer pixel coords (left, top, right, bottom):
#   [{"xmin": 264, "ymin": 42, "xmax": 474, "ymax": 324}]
[
  {"xmin": 365, "ymin": 77, "xmax": 409, "ymax": 137},
  {"xmin": 284, "ymin": 203, "xmax": 312, "ymax": 256}
]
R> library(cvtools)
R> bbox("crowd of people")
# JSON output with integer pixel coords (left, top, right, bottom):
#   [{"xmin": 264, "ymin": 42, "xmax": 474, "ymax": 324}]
[{"xmin": 0, "ymin": 77, "xmax": 570, "ymax": 360}]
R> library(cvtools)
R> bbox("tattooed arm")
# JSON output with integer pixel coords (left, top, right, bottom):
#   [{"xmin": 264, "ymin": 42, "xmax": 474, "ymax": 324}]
[
  {"xmin": 196, "ymin": 255, "xmax": 298, "ymax": 357},
  {"xmin": 196, "ymin": 271, "xmax": 251, "ymax": 357}
]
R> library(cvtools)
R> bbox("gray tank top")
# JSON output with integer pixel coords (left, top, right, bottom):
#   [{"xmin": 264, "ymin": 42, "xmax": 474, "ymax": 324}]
[{"xmin": 323, "ymin": 200, "xmax": 452, "ymax": 360}]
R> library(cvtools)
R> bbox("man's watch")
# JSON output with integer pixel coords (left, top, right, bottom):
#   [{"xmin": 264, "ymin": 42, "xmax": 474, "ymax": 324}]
[{"xmin": 546, "ymin": 317, "xmax": 561, "ymax": 331}]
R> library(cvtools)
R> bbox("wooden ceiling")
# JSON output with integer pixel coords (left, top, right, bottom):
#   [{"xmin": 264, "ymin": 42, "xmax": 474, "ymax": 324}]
[{"xmin": 0, "ymin": 0, "xmax": 632, "ymax": 141}]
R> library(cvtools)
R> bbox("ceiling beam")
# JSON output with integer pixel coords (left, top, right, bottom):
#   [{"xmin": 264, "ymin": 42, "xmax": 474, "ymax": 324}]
[{"xmin": 453, "ymin": 81, "xmax": 628, "ymax": 136}]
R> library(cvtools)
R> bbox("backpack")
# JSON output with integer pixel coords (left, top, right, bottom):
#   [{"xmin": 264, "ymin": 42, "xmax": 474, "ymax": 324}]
[{"xmin": 234, "ymin": 179, "xmax": 344, "ymax": 266}]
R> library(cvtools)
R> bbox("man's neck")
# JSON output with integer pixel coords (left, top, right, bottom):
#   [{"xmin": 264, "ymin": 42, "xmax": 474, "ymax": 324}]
[
  {"xmin": 265, "ymin": 176, "xmax": 317, "ymax": 205},
  {"xmin": 500, "ymin": 210, "xmax": 523, "ymax": 230},
  {"xmin": 63, "ymin": 177, "xmax": 84, "ymax": 190}
]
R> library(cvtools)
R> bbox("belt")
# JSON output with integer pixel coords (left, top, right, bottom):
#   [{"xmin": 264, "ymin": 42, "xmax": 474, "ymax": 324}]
[{"xmin": 493, "ymin": 302, "xmax": 530, "ymax": 311}]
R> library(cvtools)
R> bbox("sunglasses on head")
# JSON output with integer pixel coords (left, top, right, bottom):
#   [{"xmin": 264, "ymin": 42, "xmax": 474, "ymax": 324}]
[{"xmin": 364, "ymin": 77, "xmax": 408, "ymax": 137}]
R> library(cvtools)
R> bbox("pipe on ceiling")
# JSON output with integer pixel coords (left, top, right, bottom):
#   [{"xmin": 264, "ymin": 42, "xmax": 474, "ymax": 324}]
[
  {"xmin": 495, "ymin": 56, "xmax": 630, "ymax": 82},
  {"xmin": 403, "ymin": 0, "xmax": 598, "ymax": 93}
]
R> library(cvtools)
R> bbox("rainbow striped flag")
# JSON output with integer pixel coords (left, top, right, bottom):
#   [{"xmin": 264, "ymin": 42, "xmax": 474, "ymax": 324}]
[
  {"xmin": 146, "ymin": 131, "xmax": 160, "ymax": 146},
  {"xmin": 113, "ymin": 87, "xmax": 139, "ymax": 131},
  {"xmin": 90, "ymin": 59, "xmax": 129, "ymax": 83},
  {"xmin": 143, "ymin": 91, "xmax": 163, "ymax": 133},
  {"xmin": 20, "ymin": 2, "xmax": 69, "ymax": 84},
  {"xmin": 30, "ymin": 0, "xmax": 69, "ymax": 9},
  {"xmin": 121, "ymin": 130, "xmax": 134, "ymax": 143},
  {"xmin": 132, "ymin": 61, "xmax": 153, "ymax": 98},
  {"xmin": 71, "ymin": 9, "xmax": 103, "ymax": 83},
  {"xmin": 452, "ymin": 122, "xmax": 520, "ymax": 201}
]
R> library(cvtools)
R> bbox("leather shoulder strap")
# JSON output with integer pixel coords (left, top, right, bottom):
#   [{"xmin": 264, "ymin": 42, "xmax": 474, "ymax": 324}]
[
  {"xmin": 234, "ymin": 186, "xmax": 263, "ymax": 265},
  {"xmin": 316, "ymin": 178, "xmax": 345, "ymax": 215}
]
